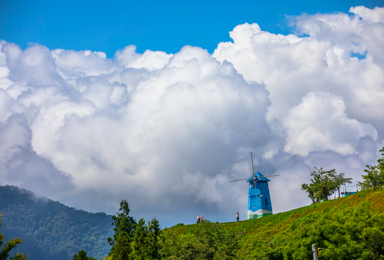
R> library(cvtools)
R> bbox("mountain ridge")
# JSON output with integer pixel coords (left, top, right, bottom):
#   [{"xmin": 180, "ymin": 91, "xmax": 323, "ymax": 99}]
[{"xmin": 0, "ymin": 185, "xmax": 114, "ymax": 260}]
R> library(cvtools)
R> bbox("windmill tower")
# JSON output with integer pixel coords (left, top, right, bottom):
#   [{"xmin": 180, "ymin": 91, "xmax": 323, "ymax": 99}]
[{"xmin": 229, "ymin": 152, "xmax": 279, "ymax": 220}]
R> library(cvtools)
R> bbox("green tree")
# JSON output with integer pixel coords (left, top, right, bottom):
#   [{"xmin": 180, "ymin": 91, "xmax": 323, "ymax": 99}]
[
  {"xmin": 129, "ymin": 217, "xmax": 161, "ymax": 260},
  {"xmin": 301, "ymin": 167, "xmax": 352, "ymax": 202},
  {"xmin": 378, "ymin": 147, "xmax": 384, "ymax": 174},
  {"xmin": 145, "ymin": 218, "xmax": 160, "ymax": 260},
  {"xmin": 0, "ymin": 213, "xmax": 27, "ymax": 260},
  {"xmin": 108, "ymin": 200, "xmax": 136, "ymax": 260},
  {"xmin": 130, "ymin": 218, "xmax": 146, "ymax": 260},
  {"xmin": 72, "ymin": 250, "xmax": 96, "ymax": 260},
  {"xmin": 112, "ymin": 231, "xmax": 132, "ymax": 260},
  {"xmin": 359, "ymin": 147, "xmax": 384, "ymax": 190},
  {"xmin": 301, "ymin": 182, "xmax": 317, "ymax": 204}
]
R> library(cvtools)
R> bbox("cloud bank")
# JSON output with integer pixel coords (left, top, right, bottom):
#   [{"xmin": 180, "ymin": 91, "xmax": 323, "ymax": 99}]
[{"xmin": 0, "ymin": 6, "xmax": 383, "ymax": 226}]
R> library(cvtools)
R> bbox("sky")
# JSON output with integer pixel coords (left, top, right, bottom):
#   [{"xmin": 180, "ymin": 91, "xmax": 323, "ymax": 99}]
[
  {"xmin": 0, "ymin": 1, "xmax": 384, "ymax": 227},
  {"xmin": 1, "ymin": 0, "xmax": 383, "ymax": 56}
]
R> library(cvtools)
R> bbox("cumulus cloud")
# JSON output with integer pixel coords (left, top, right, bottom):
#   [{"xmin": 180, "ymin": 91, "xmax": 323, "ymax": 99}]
[
  {"xmin": 213, "ymin": 8, "xmax": 384, "ymax": 141},
  {"xmin": 284, "ymin": 92, "xmax": 377, "ymax": 156},
  {"xmin": 0, "ymin": 6, "xmax": 383, "ymax": 226},
  {"xmin": 350, "ymin": 6, "xmax": 384, "ymax": 23}
]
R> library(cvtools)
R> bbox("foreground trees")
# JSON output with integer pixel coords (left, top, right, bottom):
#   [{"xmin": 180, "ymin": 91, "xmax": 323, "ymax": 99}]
[
  {"xmin": 283, "ymin": 199, "xmax": 384, "ymax": 260},
  {"xmin": 72, "ymin": 250, "xmax": 96, "ymax": 260},
  {"xmin": 131, "ymin": 218, "xmax": 161, "ymax": 260},
  {"xmin": 107, "ymin": 200, "xmax": 136, "ymax": 260},
  {"xmin": 301, "ymin": 167, "xmax": 352, "ymax": 203},
  {"xmin": 159, "ymin": 220, "xmax": 239, "ymax": 259},
  {"xmin": 107, "ymin": 200, "xmax": 161, "ymax": 260},
  {"xmin": 0, "ymin": 213, "xmax": 27, "ymax": 260}
]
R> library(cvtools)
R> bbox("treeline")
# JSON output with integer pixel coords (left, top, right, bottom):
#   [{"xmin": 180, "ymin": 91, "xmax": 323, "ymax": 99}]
[
  {"xmin": 105, "ymin": 200, "xmax": 161, "ymax": 260},
  {"xmin": 97, "ymin": 200, "xmax": 239, "ymax": 260}
]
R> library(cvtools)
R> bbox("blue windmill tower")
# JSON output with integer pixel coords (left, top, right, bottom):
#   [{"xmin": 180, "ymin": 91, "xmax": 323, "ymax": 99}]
[{"xmin": 230, "ymin": 152, "xmax": 279, "ymax": 220}]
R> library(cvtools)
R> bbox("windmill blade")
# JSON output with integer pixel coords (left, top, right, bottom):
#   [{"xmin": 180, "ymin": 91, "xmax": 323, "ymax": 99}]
[
  {"xmin": 251, "ymin": 152, "xmax": 255, "ymax": 175},
  {"xmin": 229, "ymin": 178, "xmax": 250, "ymax": 182}
]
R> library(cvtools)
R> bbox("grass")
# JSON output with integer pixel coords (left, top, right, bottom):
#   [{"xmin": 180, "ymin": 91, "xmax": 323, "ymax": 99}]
[
  {"xmin": 103, "ymin": 188, "xmax": 384, "ymax": 259},
  {"xmin": 167, "ymin": 188, "xmax": 384, "ymax": 255}
]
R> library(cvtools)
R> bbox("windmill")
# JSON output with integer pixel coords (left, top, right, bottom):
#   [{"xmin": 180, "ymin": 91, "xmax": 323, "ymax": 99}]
[{"xmin": 229, "ymin": 152, "xmax": 279, "ymax": 220}]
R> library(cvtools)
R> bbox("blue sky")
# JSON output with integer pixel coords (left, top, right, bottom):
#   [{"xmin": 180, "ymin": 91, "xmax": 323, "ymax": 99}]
[
  {"xmin": 1, "ymin": 0, "xmax": 383, "ymax": 57},
  {"xmin": 0, "ymin": 1, "xmax": 384, "ymax": 226}
]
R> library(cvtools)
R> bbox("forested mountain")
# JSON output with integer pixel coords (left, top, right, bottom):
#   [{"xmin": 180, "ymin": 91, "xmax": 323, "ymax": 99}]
[{"xmin": 0, "ymin": 185, "xmax": 113, "ymax": 260}]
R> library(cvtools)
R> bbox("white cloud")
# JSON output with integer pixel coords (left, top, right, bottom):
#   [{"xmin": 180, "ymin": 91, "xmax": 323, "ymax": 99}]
[
  {"xmin": 51, "ymin": 48, "xmax": 114, "ymax": 79},
  {"xmin": 283, "ymin": 92, "xmax": 377, "ymax": 156},
  {"xmin": 350, "ymin": 6, "xmax": 384, "ymax": 23},
  {"xmin": 2, "ymin": 43, "xmax": 62, "ymax": 86},
  {"xmin": 213, "ymin": 7, "xmax": 384, "ymax": 142},
  {"xmin": 0, "ymin": 6, "xmax": 383, "ymax": 226}
]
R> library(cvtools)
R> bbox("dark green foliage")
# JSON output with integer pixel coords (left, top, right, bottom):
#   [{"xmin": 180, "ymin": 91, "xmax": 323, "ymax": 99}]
[
  {"xmin": 359, "ymin": 147, "xmax": 384, "ymax": 190},
  {"xmin": 379, "ymin": 147, "xmax": 384, "ymax": 174},
  {"xmin": 0, "ymin": 185, "xmax": 113, "ymax": 260},
  {"xmin": 159, "ymin": 219, "xmax": 239, "ymax": 259},
  {"xmin": 0, "ymin": 213, "xmax": 27, "ymax": 260},
  {"xmin": 145, "ymin": 218, "xmax": 161, "ymax": 259},
  {"xmin": 131, "ymin": 219, "xmax": 146, "ymax": 259},
  {"xmin": 108, "ymin": 200, "xmax": 136, "ymax": 260},
  {"xmin": 112, "ymin": 231, "xmax": 132, "ymax": 260},
  {"xmin": 106, "ymin": 200, "xmax": 161, "ymax": 260},
  {"xmin": 301, "ymin": 167, "xmax": 352, "ymax": 202},
  {"xmin": 72, "ymin": 250, "xmax": 96, "ymax": 260},
  {"xmin": 162, "ymin": 189, "xmax": 384, "ymax": 259},
  {"xmin": 283, "ymin": 201, "xmax": 384, "ymax": 260},
  {"xmin": 130, "ymin": 218, "xmax": 161, "ymax": 260}
]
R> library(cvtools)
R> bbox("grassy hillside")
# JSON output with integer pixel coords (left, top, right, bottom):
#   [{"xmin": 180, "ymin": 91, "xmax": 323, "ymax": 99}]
[
  {"xmin": 162, "ymin": 188, "xmax": 384, "ymax": 259},
  {"xmin": 2, "ymin": 185, "xmax": 383, "ymax": 259},
  {"xmin": 0, "ymin": 185, "xmax": 114, "ymax": 260}
]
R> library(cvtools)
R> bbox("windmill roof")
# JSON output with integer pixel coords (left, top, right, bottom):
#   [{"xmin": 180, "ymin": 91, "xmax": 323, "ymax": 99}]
[{"xmin": 247, "ymin": 172, "xmax": 270, "ymax": 182}]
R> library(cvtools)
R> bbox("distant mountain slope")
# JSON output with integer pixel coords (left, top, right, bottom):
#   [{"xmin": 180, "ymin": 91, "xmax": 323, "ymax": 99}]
[{"xmin": 0, "ymin": 185, "xmax": 113, "ymax": 260}]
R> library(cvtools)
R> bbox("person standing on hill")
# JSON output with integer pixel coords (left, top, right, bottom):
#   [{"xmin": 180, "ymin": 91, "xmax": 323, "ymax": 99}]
[
  {"xmin": 236, "ymin": 212, "xmax": 239, "ymax": 222},
  {"xmin": 197, "ymin": 215, "xmax": 200, "ymax": 223},
  {"xmin": 201, "ymin": 215, "xmax": 204, "ymax": 221}
]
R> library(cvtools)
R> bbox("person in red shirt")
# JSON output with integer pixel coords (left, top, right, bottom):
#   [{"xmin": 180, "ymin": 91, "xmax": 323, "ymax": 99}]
[
  {"xmin": 201, "ymin": 215, "xmax": 204, "ymax": 221},
  {"xmin": 236, "ymin": 212, "xmax": 239, "ymax": 222}
]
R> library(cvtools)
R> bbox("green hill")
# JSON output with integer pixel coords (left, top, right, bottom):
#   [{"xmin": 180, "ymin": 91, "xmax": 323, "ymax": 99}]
[
  {"xmin": 2, "ymin": 185, "xmax": 384, "ymax": 259},
  {"xmin": 161, "ymin": 188, "xmax": 384, "ymax": 259},
  {"xmin": 0, "ymin": 185, "xmax": 113, "ymax": 260}
]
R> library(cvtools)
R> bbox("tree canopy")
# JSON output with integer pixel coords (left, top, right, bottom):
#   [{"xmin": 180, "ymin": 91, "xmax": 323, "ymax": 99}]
[
  {"xmin": 359, "ymin": 147, "xmax": 384, "ymax": 190},
  {"xmin": 301, "ymin": 167, "xmax": 352, "ymax": 203},
  {"xmin": 130, "ymin": 218, "xmax": 161, "ymax": 260},
  {"xmin": 71, "ymin": 250, "xmax": 96, "ymax": 260},
  {"xmin": 107, "ymin": 200, "xmax": 136, "ymax": 260}
]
